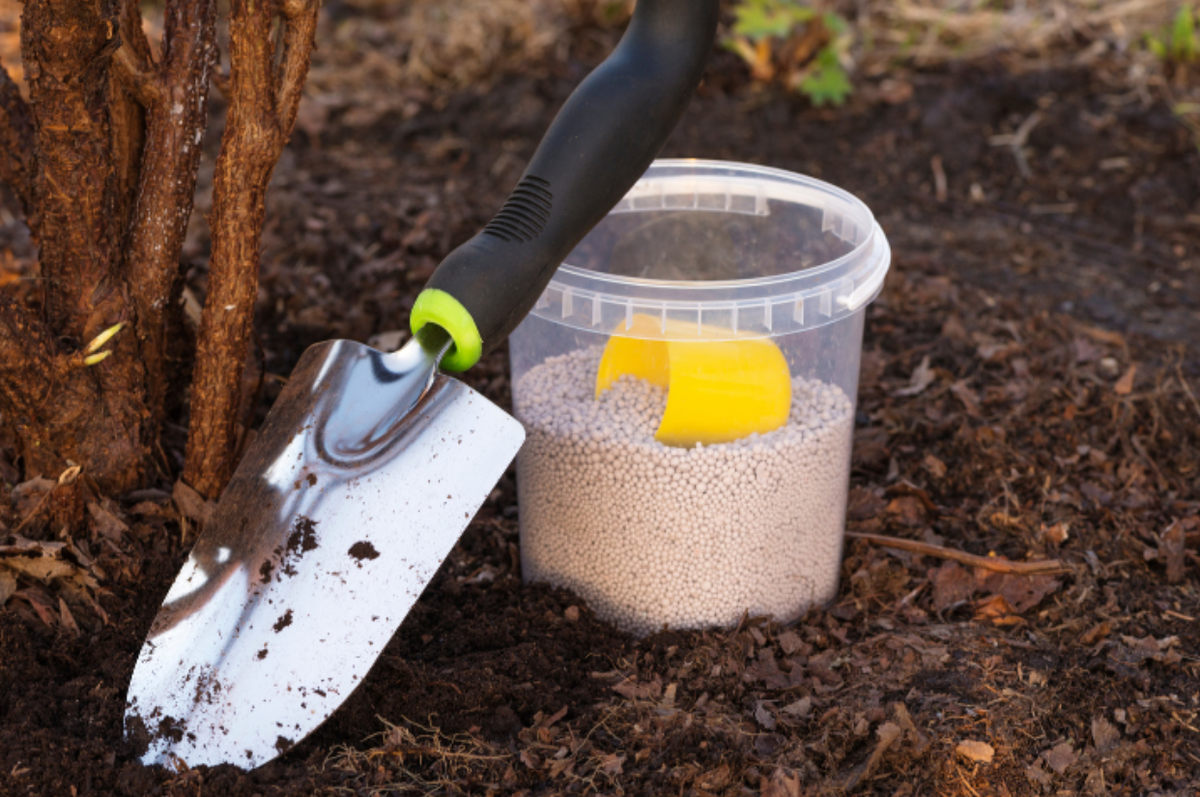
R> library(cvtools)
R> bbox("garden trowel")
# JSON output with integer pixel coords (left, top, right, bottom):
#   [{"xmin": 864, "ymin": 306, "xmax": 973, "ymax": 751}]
[{"xmin": 125, "ymin": 0, "xmax": 719, "ymax": 770}]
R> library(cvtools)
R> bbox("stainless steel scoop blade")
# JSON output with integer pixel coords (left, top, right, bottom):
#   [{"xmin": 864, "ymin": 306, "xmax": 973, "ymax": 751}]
[{"xmin": 124, "ymin": 329, "xmax": 524, "ymax": 770}]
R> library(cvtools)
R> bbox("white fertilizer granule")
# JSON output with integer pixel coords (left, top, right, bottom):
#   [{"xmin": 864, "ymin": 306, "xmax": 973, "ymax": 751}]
[{"xmin": 514, "ymin": 346, "xmax": 856, "ymax": 636}]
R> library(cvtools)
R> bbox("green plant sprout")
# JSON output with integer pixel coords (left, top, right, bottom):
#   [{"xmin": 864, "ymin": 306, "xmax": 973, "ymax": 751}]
[
  {"xmin": 799, "ymin": 46, "xmax": 853, "ymax": 107},
  {"xmin": 730, "ymin": 0, "xmax": 817, "ymax": 39},
  {"xmin": 1146, "ymin": 4, "xmax": 1199, "ymax": 63},
  {"xmin": 725, "ymin": 0, "xmax": 854, "ymax": 106}
]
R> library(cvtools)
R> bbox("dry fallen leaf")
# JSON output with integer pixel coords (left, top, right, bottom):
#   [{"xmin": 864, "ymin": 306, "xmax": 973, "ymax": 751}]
[
  {"xmin": 743, "ymin": 652, "xmax": 794, "ymax": 690},
  {"xmin": 973, "ymin": 594, "xmax": 1024, "ymax": 626},
  {"xmin": 696, "ymin": 763, "xmax": 730, "ymax": 790},
  {"xmin": 1026, "ymin": 759, "xmax": 1053, "ymax": 788},
  {"xmin": 1114, "ymin": 363, "xmax": 1137, "ymax": 395},
  {"xmin": 760, "ymin": 767, "xmax": 801, "ymax": 797},
  {"xmin": 754, "ymin": 701, "xmax": 777, "ymax": 730},
  {"xmin": 173, "ymin": 480, "xmax": 214, "ymax": 526},
  {"xmin": 923, "ymin": 453, "xmax": 947, "ymax": 479},
  {"xmin": 931, "ymin": 561, "xmax": 976, "ymax": 611},
  {"xmin": 58, "ymin": 597, "xmax": 81, "ymax": 638},
  {"xmin": 975, "ymin": 570, "xmax": 1061, "ymax": 613},
  {"xmin": 1043, "ymin": 741, "xmax": 1078, "ymax": 774},
  {"xmin": 895, "ymin": 355, "xmax": 936, "ymax": 397},
  {"xmin": 4, "ymin": 554, "xmax": 77, "ymax": 583},
  {"xmin": 777, "ymin": 629, "xmax": 806, "ymax": 655},
  {"xmin": 956, "ymin": 739, "xmax": 995, "ymax": 763},
  {"xmin": 11, "ymin": 477, "xmax": 55, "ymax": 517},
  {"xmin": 781, "ymin": 696, "xmax": 812, "ymax": 719},
  {"xmin": 598, "ymin": 752, "xmax": 624, "ymax": 776},
  {"xmin": 14, "ymin": 587, "xmax": 58, "ymax": 627},
  {"xmin": 950, "ymin": 379, "xmax": 982, "ymax": 417},
  {"xmin": 886, "ymin": 495, "xmax": 925, "ymax": 527},
  {"xmin": 1092, "ymin": 716, "xmax": 1120, "ymax": 754},
  {"xmin": 87, "ymin": 502, "xmax": 128, "ymax": 541}
]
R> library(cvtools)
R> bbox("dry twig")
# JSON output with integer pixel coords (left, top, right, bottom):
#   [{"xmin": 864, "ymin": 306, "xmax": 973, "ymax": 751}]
[
  {"xmin": 846, "ymin": 532, "xmax": 1066, "ymax": 575},
  {"xmin": 1177, "ymin": 362, "xmax": 1200, "ymax": 420}
]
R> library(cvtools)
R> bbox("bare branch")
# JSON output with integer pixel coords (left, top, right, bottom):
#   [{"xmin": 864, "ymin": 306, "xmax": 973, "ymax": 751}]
[
  {"xmin": 0, "ymin": 61, "xmax": 37, "ymax": 229},
  {"xmin": 276, "ymin": 0, "xmax": 320, "ymax": 137},
  {"xmin": 184, "ymin": 0, "xmax": 319, "ymax": 497},
  {"xmin": 124, "ymin": 0, "xmax": 217, "ymax": 432}
]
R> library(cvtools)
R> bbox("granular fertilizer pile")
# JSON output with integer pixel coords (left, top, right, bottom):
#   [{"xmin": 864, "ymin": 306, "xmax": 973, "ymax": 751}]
[{"xmin": 515, "ymin": 347, "xmax": 856, "ymax": 635}]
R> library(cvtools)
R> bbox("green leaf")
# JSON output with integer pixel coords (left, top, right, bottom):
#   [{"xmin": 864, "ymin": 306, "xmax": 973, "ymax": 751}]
[
  {"xmin": 1146, "ymin": 34, "xmax": 1168, "ymax": 61},
  {"xmin": 731, "ymin": 0, "xmax": 814, "ymax": 41},
  {"xmin": 798, "ymin": 46, "xmax": 852, "ymax": 107},
  {"xmin": 821, "ymin": 11, "xmax": 848, "ymax": 36},
  {"xmin": 1171, "ymin": 5, "xmax": 1197, "ymax": 61}
]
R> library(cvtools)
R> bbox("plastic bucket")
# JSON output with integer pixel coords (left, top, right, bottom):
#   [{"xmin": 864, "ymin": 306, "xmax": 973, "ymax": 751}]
[{"xmin": 509, "ymin": 159, "xmax": 891, "ymax": 635}]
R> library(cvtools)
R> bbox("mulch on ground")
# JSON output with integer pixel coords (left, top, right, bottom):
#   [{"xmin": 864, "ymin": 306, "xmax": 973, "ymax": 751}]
[{"xmin": 1, "ymin": 7, "xmax": 1198, "ymax": 796}]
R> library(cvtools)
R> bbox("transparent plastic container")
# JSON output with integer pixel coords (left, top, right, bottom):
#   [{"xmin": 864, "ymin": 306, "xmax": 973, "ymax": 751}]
[{"xmin": 509, "ymin": 159, "xmax": 890, "ymax": 635}]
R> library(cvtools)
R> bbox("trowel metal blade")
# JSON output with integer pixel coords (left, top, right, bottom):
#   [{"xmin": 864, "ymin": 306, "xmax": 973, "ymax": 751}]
[{"xmin": 124, "ymin": 339, "xmax": 525, "ymax": 770}]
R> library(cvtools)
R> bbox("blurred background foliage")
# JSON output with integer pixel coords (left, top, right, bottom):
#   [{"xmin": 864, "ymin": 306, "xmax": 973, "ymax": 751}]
[{"xmin": 0, "ymin": 0, "xmax": 1189, "ymax": 104}]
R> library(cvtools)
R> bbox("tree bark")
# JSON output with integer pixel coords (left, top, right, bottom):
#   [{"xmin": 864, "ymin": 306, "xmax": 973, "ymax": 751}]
[
  {"xmin": 22, "ymin": 0, "xmax": 123, "ymax": 345},
  {"xmin": 122, "ymin": 0, "xmax": 217, "ymax": 439},
  {"xmin": 3, "ymin": 0, "xmax": 217, "ymax": 493},
  {"xmin": 184, "ymin": 0, "xmax": 319, "ymax": 498},
  {"xmin": 106, "ymin": 0, "xmax": 153, "ymax": 247},
  {"xmin": 13, "ymin": 0, "xmax": 150, "ymax": 492},
  {"xmin": 0, "ymin": 295, "xmax": 132, "ymax": 483},
  {"xmin": 0, "ymin": 62, "xmax": 37, "ymax": 228}
]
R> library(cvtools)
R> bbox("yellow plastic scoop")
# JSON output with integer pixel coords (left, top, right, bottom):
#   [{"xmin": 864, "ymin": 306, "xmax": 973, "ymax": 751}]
[{"xmin": 596, "ymin": 314, "xmax": 792, "ymax": 446}]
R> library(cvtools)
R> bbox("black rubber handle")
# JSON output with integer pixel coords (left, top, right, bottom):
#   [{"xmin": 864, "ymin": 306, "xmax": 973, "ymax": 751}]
[{"xmin": 423, "ymin": 0, "xmax": 719, "ymax": 359}]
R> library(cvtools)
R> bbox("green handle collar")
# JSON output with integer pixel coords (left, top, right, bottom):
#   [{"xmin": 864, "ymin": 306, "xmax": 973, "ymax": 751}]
[{"xmin": 410, "ymin": 289, "xmax": 483, "ymax": 372}]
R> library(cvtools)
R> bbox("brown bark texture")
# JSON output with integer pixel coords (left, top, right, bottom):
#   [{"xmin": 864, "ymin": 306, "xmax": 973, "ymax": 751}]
[
  {"xmin": 123, "ymin": 0, "xmax": 217, "ymax": 435},
  {"xmin": 11, "ymin": 0, "xmax": 149, "ymax": 491},
  {"xmin": 0, "ymin": 62, "xmax": 37, "ymax": 227},
  {"xmin": 0, "ymin": 295, "xmax": 103, "ymax": 481},
  {"xmin": 184, "ymin": 0, "xmax": 319, "ymax": 498},
  {"xmin": 22, "ymin": 0, "xmax": 121, "ymax": 345},
  {"xmin": 0, "ymin": 0, "xmax": 218, "ymax": 493}
]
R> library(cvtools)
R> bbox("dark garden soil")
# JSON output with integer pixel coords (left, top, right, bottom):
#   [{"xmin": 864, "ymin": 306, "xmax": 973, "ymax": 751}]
[{"xmin": 2, "ymin": 9, "xmax": 1199, "ymax": 797}]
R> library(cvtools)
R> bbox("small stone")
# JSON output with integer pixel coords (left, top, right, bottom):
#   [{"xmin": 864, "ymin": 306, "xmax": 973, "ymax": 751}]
[{"xmin": 563, "ymin": 606, "xmax": 580, "ymax": 622}]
